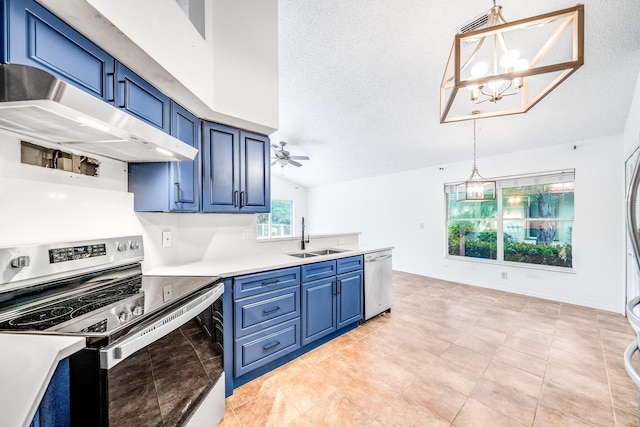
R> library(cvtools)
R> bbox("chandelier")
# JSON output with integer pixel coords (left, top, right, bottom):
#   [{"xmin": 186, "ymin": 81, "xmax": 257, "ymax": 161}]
[
  {"xmin": 440, "ymin": 3, "xmax": 584, "ymax": 123},
  {"xmin": 457, "ymin": 115, "xmax": 495, "ymax": 201}
]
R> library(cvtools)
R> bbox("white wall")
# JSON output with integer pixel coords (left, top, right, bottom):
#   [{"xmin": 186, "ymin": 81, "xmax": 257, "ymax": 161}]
[
  {"xmin": 624, "ymin": 68, "xmax": 640, "ymax": 157},
  {"xmin": 0, "ymin": 131, "xmax": 142, "ymax": 246},
  {"xmin": 307, "ymin": 135, "xmax": 625, "ymax": 313}
]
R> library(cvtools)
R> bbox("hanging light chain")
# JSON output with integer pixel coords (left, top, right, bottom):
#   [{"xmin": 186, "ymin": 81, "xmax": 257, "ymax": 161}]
[{"xmin": 473, "ymin": 119, "xmax": 477, "ymax": 169}]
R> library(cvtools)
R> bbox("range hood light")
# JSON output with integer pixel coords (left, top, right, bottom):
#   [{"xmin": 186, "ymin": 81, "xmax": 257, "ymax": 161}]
[
  {"xmin": 155, "ymin": 147, "xmax": 173, "ymax": 157},
  {"xmin": 77, "ymin": 116, "xmax": 110, "ymax": 133}
]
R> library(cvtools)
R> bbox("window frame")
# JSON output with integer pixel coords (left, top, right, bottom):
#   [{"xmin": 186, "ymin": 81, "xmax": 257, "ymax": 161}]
[
  {"xmin": 257, "ymin": 200, "xmax": 294, "ymax": 240},
  {"xmin": 445, "ymin": 169, "xmax": 575, "ymax": 272}
]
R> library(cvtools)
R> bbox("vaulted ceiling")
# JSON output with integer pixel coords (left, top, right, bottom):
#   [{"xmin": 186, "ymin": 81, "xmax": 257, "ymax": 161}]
[{"xmin": 271, "ymin": 0, "xmax": 640, "ymax": 187}]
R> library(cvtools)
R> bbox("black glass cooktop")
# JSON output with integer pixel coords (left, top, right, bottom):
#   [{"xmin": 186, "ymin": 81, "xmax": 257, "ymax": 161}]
[
  {"xmin": 0, "ymin": 262, "xmax": 221, "ymax": 345},
  {"xmin": 0, "ymin": 277, "xmax": 143, "ymax": 331}
]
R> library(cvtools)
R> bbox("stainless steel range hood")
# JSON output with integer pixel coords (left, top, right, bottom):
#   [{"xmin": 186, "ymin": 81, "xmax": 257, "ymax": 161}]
[{"xmin": 0, "ymin": 64, "xmax": 197, "ymax": 162}]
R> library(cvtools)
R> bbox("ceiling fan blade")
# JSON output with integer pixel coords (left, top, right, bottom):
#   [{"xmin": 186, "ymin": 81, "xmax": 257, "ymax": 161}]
[
  {"xmin": 289, "ymin": 156, "xmax": 310, "ymax": 160},
  {"xmin": 271, "ymin": 160, "xmax": 278, "ymax": 166},
  {"xmin": 289, "ymin": 159, "xmax": 303, "ymax": 167},
  {"xmin": 271, "ymin": 144, "xmax": 281, "ymax": 150}
]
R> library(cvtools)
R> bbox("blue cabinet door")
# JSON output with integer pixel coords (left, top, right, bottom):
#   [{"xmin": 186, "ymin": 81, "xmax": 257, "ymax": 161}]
[
  {"xmin": 202, "ymin": 121, "xmax": 241, "ymax": 212},
  {"xmin": 128, "ymin": 102, "xmax": 200, "ymax": 212},
  {"xmin": 202, "ymin": 123, "xmax": 271, "ymax": 213},
  {"xmin": 301, "ymin": 278, "xmax": 336, "ymax": 346},
  {"xmin": 3, "ymin": 0, "xmax": 115, "ymax": 102},
  {"xmin": 115, "ymin": 62, "xmax": 170, "ymax": 132},
  {"xmin": 337, "ymin": 271, "xmax": 363, "ymax": 328},
  {"xmin": 169, "ymin": 102, "xmax": 200, "ymax": 211},
  {"xmin": 31, "ymin": 358, "xmax": 70, "ymax": 427},
  {"xmin": 239, "ymin": 131, "xmax": 270, "ymax": 213}
]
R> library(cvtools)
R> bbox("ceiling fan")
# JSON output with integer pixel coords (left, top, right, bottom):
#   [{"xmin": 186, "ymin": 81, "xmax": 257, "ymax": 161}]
[{"xmin": 271, "ymin": 141, "xmax": 310, "ymax": 167}]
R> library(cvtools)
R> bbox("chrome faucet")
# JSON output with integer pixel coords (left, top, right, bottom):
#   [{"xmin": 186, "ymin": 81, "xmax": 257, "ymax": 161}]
[{"xmin": 301, "ymin": 217, "xmax": 310, "ymax": 250}]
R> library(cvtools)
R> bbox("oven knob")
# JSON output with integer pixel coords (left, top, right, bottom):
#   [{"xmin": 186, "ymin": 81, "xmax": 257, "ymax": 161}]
[
  {"xmin": 117, "ymin": 243, "xmax": 128, "ymax": 252},
  {"xmin": 118, "ymin": 311, "xmax": 133, "ymax": 322},
  {"xmin": 133, "ymin": 305, "xmax": 143, "ymax": 316},
  {"xmin": 130, "ymin": 241, "xmax": 140, "ymax": 251},
  {"xmin": 10, "ymin": 255, "xmax": 30, "ymax": 268}
]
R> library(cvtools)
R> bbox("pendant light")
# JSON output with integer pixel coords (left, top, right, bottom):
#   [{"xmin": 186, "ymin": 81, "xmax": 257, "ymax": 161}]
[
  {"xmin": 457, "ymin": 116, "xmax": 495, "ymax": 201},
  {"xmin": 440, "ymin": 3, "xmax": 584, "ymax": 123}
]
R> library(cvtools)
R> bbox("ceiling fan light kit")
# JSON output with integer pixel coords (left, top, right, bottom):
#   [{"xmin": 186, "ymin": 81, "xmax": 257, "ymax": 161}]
[
  {"xmin": 440, "ymin": 3, "xmax": 584, "ymax": 123},
  {"xmin": 271, "ymin": 141, "xmax": 310, "ymax": 168}
]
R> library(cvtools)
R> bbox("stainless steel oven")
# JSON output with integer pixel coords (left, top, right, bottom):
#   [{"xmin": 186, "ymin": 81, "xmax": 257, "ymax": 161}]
[{"xmin": 0, "ymin": 236, "xmax": 225, "ymax": 426}]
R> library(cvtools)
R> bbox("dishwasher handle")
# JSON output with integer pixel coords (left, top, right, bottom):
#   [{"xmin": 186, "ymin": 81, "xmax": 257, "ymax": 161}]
[
  {"xmin": 100, "ymin": 283, "xmax": 223, "ymax": 369},
  {"xmin": 365, "ymin": 254, "xmax": 392, "ymax": 263}
]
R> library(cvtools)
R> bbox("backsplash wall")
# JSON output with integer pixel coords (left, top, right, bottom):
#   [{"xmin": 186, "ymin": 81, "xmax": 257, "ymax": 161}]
[{"xmin": 0, "ymin": 129, "xmax": 329, "ymax": 272}]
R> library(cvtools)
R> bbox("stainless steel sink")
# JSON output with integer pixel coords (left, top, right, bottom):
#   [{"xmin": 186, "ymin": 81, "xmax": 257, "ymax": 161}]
[
  {"xmin": 309, "ymin": 248, "xmax": 348, "ymax": 255},
  {"xmin": 287, "ymin": 252, "xmax": 319, "ymax": 258}
]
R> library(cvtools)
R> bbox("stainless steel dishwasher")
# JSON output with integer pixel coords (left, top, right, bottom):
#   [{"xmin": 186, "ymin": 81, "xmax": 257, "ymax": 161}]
[{"xmin": 364, "ymin": 250, "xmax": 393, "ymax": 321}]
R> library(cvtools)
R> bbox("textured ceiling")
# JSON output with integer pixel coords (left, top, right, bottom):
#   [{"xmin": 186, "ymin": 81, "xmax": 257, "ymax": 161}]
[{"xmin": 270, "ymin": 0, "xmax": 640, "ymax": 187}]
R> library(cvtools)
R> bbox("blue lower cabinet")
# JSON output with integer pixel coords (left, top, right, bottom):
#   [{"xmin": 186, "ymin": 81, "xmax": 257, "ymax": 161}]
[
  {"xmin": 301, "ymin": 277, "xmax": 337, "ymax": 346},
  {"xmin": 230, "ymin": 257, "xmax": 363, "ymax": 390},
  {"xmin": 234, "ymin": 285, "xmax": 300, "ymax": 338},
  {"xmin": 337, "ymin": 271, "xmax": 363, "ymax": 327},
  {"xmin": 234, "ymin": 318, "xmax": 300, "ymax": 377},
  {"xmin": 31, "ymin": 358, "xmax": 70, "ymax": 427},
  {"xmin": 301, "ymin": 260, "xmax": 337, "ymax": 283}
]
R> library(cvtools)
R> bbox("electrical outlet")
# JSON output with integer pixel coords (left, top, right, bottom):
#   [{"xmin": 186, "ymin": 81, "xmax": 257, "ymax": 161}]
[
  {"xmin": 242, "ymin": 228, "xmax": 253, "ymax": 240},
  {"xmin": 501, "ymin": 271, "xmax": 508, "ymax": 279},
  {"xmin": 162, "ymin": 231, "xmax": 172, "ymax": 248},
  {"xmin": 419, "ymin": 223, "xmax": 425, "ymax": 229}
]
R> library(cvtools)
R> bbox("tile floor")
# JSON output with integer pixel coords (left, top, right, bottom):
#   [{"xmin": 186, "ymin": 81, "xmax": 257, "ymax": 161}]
[{"xmin": 219, "ymin": 271, "xmax": 639, "ymax": 426}]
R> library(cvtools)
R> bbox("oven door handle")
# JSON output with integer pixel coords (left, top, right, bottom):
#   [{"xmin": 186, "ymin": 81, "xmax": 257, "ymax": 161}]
[{"xmin": 99, "ymin": 282, "xmax": 223, "ymax": 369}]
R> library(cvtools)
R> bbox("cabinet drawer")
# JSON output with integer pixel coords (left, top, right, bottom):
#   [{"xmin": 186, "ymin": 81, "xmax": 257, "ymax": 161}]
[
  {"xmin": 301, "ymin": 260, "xmax": 337, "ymax": 283},
  {"xmin": 234, "ymin": 285, "xmax": 300, "ymax": 338},
  {"xmin": 234, "ymin": 318, "xmax": 300, "ymax": 377},
  {"xmin": 234, "ymin": 267, "xmax": 300, "ymax": 299},
  {"xmin": 337, "ymin": 255, "xmax": 363, "ymax": 274}
]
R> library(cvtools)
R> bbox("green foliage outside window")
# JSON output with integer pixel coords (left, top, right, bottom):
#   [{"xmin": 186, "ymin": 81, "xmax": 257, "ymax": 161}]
[
  {"xmin": 257, "ymin": 200, "xmax": 293, "ymax": 239},
  {"xmin": 446, "ymin": 178, "xmax": 574, "ymax": 268}
]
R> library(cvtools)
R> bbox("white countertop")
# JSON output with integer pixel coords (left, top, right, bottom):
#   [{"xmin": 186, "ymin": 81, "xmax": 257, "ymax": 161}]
[
  {"xmin": 0, "ymin": 334, "xmax": 85, "ymax": 427},
  {"xmin": 146, "ymin": 244, "xmax": 394, "ymax": 278}
]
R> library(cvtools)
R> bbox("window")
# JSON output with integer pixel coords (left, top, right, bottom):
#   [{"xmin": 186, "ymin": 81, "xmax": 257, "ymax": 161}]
[
  {"xmin": 446, "ymin": 171, "xmax": 574, "ymax": 268},
  {"xmin": 257, "ymin": 200, "xmax": 294, "ymax": 239}
]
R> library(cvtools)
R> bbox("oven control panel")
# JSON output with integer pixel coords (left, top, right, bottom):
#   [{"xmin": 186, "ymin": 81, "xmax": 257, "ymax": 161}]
[
  {"xmin": 0, "ymin": 236, "xmax": 144, "ymax": 291},
  {"xmin": 49, "ymin": 244, "xmax": 107, "ymax": 264}
]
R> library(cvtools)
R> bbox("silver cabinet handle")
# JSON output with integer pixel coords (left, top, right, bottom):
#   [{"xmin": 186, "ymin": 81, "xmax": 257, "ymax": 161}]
[
  {"xmin": 627, "ymin": 296, "xmax": 640, "ymax": 330},
  {"xmin": 624, "ymin": 340, "xmax": 640, "ymax": 388}
]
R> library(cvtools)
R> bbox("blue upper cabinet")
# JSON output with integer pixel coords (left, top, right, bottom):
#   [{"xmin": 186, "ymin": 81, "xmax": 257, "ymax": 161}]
[
  {"xmin": 128, "ymin": 101, "xmax": 201, "ymax": 212},
  {"xmin": 202, "ymin": 121, "xmax": 270, "ymax": 213},
  {"xmin": 170, "ymin": 102, "xmax": 201, "ymax": 211},
  {"xmin": 2, "ymin": 0, "xmax": 115, "ymax": 102},
  {"xmin": 202, "ymin": 122, "xmax": 241, "ymax": 213},
  {"xmin": 241, "ymin": 130, "xmax": 271, "ymax": 212},
  {"xmin": 115, "ymin": 62, "xmax": 170, "ymax": 132}
]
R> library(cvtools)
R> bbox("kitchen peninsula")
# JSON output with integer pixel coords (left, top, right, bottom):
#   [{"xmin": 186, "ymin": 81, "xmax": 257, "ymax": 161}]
[{"xmin": 146, "ymin": 239, "xmax": 394, "ymax": 395}]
